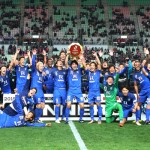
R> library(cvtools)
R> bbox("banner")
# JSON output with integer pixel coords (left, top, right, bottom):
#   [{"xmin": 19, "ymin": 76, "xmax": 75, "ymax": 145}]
[{"xmin": 2, "ymin": 94, "xmax": 145, "ymax": 121}]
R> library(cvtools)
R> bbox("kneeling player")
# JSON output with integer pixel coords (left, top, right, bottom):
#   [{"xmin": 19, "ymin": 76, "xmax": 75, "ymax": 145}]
[
  {"xmin": 118, "ymin": 86, "xmax": 141, "ymax": 126},
  {"xmin": 101, "ymin": 73, "xmax": 124, "ymax": 127}
]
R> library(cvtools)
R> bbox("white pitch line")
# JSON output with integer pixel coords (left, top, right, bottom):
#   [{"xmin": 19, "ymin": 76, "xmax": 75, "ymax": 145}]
[{"xmin": 69, "ymin": 121, "xmax": 88, "ymax": 150}]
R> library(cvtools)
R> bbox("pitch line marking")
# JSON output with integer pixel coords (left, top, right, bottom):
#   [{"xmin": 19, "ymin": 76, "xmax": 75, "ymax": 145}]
[{"xmin": 69, "ymin": 121, "xmax": 88, "ymax": 150}]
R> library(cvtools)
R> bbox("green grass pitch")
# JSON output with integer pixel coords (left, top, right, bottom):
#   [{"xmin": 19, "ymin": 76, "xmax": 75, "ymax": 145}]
[{"xmin": 0, "ymin": 121, "xmax": 150, "ymax": 150}]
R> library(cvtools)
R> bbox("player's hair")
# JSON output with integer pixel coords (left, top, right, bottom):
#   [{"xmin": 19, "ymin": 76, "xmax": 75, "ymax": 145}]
[
  {"xmin": 36, "ymin": 61, "xmax": 43, "ymax": 69},
  {"xmin": 70, "ymin": 60, "xmax": 78, "ymax": 66},
  {"xmin": 109, "ymin": 64, "xmax": 115, "ymax": 70},
  {"xmin": 89, "ymin": 62, "xmax": 97, "ymax": 68},
  {"xmin": 31, "ymin": 87, "xmax": 37, "ymax": 94},
  {"xmin": 19, "ymin": 56, "xmax": 25, "ymax": 61},
  {"xmin": 106, "ymin": 75, "xmax": 114, "ymax": 80},
  {"xmin": 121, "ymin": 86, "xmax": 129, "ymax": 91},
  {"xmin": 59, "ymin": 51, "xmax": 66, "ymax": 56}
]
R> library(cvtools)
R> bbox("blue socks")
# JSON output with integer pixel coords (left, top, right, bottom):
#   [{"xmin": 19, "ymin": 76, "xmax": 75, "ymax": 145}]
[
  {"xmin": 65, "ymin": 107, "xmax": 70, "ymax": 122},
  {"xmin": 146, "ymin": 109, "xmax": 150, "ymax": 122},
  {"xmin": 62, "ymin": 105, "xmax": 66, "ymax": 119},
  {"xmin": 35, "ymin": 108, "xmax": 43, "ymax": 121},
  {"xmin": 55, "ymin": 106, "xmax": 60, "ymax": 120},
  {"xmin": 80, "ymin": 108, "xmax": 84, "ymax": 121},
  {"xmin": 90, "ymin": 106, "xmax": 94, "ymax": 120},
  {"xmin": 97, "ymin": 105, "xmax": 102, "ymax": 121},
  {"xmin": 136, "ymin": 109, "xmax": 141, "ymax": 122}
]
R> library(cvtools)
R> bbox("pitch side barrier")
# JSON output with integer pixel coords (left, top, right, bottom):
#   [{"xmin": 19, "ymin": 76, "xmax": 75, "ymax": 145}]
[{"xmin": 3, "ymin": 94, "xmax": 145, "ymax": 121}]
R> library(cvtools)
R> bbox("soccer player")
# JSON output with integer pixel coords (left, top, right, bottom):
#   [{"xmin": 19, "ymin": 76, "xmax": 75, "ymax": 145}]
[
  {"xmin": 0, "ymin": 63, "xmax": 13, "ymax": 94},
  {"xmin": 30, "ymin": 49, "xmax": 47, "ymax": 122},
  {"xmin": 13, "ymin": 48, "xmax": 32, "ymax": 94},
  {"xmin": 43, "ymin": 52, "xmax": 54, "ymax": 94},
  {"xmin": 82, "ymin": 52, "xmax": 102, "ymax": 124},
  {"xmin": 118, "ymin": 86, "xmax": 141, "ymax": 126},
  {"xmin": 52, "ymin": 60, "xmax": 67, "ymax": 123},
  {"xmin": 134, "ymin": 60, "xmax": 150, "ymax": 124},
  {"xmin": 65, "ymin": 51, "xmax": 84, "ymax": 123},
  {"xmin": 3, "ymin": 74, "xmax": 37, "ymax": 116},
  {"xmin": 0, "ymin": 110, "xmax": 51, "ymax": 128},
  {"xmin": 100, "ymin": 73, "xmax": 124, "ymax": 127}
]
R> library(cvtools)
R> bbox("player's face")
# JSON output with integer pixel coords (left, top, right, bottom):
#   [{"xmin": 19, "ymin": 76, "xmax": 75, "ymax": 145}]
[
  {"xmin": 25, "ymin": 112, "xmax": 34, "ymax": 121},
  {"xmin": 90, "ymin": 63, "xmax": 96, "ymax": 72},
  {"xmin": 1, "ymin": 67, "xmax": 7, "ymax": 76},
  {"xmin": 119, "ymin": 65, "xmax": 124, "ymax": 71},
  {"xmin": 71, "ymin": 63, "xmax": 78, "ymax": 70},
  {"xmin": 20, "ymin": 58, "xmax": 25, "ymax": 66},
  {"xmin": 147, "ymin": 64, "xmax": 150, "ymax": 71},
  {"xmin": 28, "ymin": 89, "xmax": 37, "ymax": 97},
  {"xmin": 122, "ymin": 88, "xmax": 129, "ymax": 96},
  {"xmin": 60, "ymin": 52, "xmax": 66, "ymax": 61},
  {"xmin": 38, "ymin": 63, "xmax": 44, "ymax": 72},
  {"xmin": 107, "ymin": 77, "xmax": 114, "ymax": 85},
  {"xmin": 56, "ymin": 60, "xmax": 63, "ymax": 68},
  {"xmin": 109, "ymin": 66, "xmax": 115, "ymax": 73},
  {"xmin": 48, "ymin": 59, "xmax": 53, "ymax": 67},
  {"xmin": 134, "ymin": 62, "xmax": 141, "ymax": 70},
  {"xmin": 102, "ymin": 62, "xmax": 108, "ymax": 68},
  {"xmin": 86, "ymin": 64, "xmax": 90, "ymax": 70}
]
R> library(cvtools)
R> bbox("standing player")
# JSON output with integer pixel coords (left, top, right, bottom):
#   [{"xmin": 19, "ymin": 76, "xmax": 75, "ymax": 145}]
[
  {"xmin": 52, "ymin": 60, "xmax": 67, "ymax": 123},
  {"xmin": 82, "ymin": 52, "xmax": 102, "ymax": 124},
  {"xmin": 65, "ymin": 51, "xmax": 84, "ymax": 123},
  {"xmin": 100, "ymin": 73, "xmax": 124, "ymax": 127},
  {"xmin": 0, "ymin": 63, "xmax": 13, "ymax": 94},
  {"xmin": 30, "ymin": 49, "xmax": 47, "ymax": 122},
  {"xmin": 118, "ymin": 86, "xmax": 141, "ymax": 126},
  {"xmin": 43, "ymin": 52, "xmax": 54, "ymax": 94},
  {"xmin": 13, "ymin": 48, "xmax": 32, "ymax": 94},
  {"xmin": 134, "ymin": 60, "xmax": 150, "ymax": 124}
]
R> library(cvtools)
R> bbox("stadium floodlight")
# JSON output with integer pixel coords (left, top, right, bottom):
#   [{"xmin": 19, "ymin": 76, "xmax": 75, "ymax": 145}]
[
  {"xmin": 32, "ymin": 35, "xmax": 40, "ymax": 38},
  {"xmin": 121, "ymin": 35, "xmax": 127, "ymax": 39}
]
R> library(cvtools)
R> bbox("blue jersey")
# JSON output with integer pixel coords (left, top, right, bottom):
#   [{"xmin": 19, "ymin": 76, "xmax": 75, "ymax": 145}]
[
  {"xmin": 30, "ymin": 55, "xmax": 47, "ymax": 90},
  {"xmin": 86, "ymin": 70, "xmax": 101, "ymax": 91},
  {"xmin": 0, "ymin": 70, "xmax": 11, "ymax": 94},
  {"xmin": 15, "ymin": 65, "xmax": 29, "ymax": 87},
  {"xmin": 0, "ymin": 110, "xmax": 46, "ymax": 128},
  {"xmin": 52, "ymin": 68, "xmax": 67, "ymax": 89},
  {"xmin": 67, "ymin": 66, "xmax": 82, "ymax": 90},
  {"xmin": 133, "ymin": 70, "xmax": 150, "ymax": 90},
  {"xmin": 43, "ymin": 67, "xmax": 54, "ymax": 87},
  {"xmin": 118, "ymin": 92, "xmax": 136, "ymax": 109},
  {"xmin": 3, "ymin": 79, "xmax": 34, "ymax": 116}
]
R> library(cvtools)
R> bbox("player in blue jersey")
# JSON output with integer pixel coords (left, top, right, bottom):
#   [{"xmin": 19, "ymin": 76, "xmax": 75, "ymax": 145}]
[
  {"xmin": 65, "ymin": 51, "xmax": 84, "ymax": 123},
  {"xmin": 118, "ymin": 86, "xmax": 141, "ymax": 126},
  {"xmin": 43, "ymin": 52, "xmax": 54, "ymax": 94},
  {"xmin": 0, "ymin": 63, "xmax": 13, "ymax": 94},
  {"xmin": 52, "ymin": 60, "xmax": 67, "ymax": 123},
  {"xmin": 13, "ymin": 48, "xmax": 32, "ymax": 94},
  {"xmin": 3, "ymin": 74, "xmax": 37, "ymax": 116},
  {"xmin": 82, "ymin": 52, "xmax": 102, "ymax": 124},
  {"xmin": 0, "ymin": 110, "xmax": 51, "ymax": 128},
  {"xmin": 133, "ymin": 60, "xmax": 150, "ymax": 124},
  {"xmin": 30, "ymin": 49, "xmax": 47, "ymax": 123}
]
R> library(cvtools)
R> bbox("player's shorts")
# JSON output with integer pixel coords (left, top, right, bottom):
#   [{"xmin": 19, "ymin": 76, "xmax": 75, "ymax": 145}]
[
  {"xmin": 123, "ymin": 107, "xmax": 133, "ymax": 118},
  {"xmin": 45, "ymin": 85, "xmax": 54, "ymax": 94},
  {"xmin": 33, "ymin": 89, "xmax": 45, "ymax": 104},
  {"xmin": 105, "ymin": 103, "xmax": 122, "ymax": 118},
  {"xmin": 88, "ymin": 90, "xmax": 101, "ymax": 104},
  {"xmin": 67, "ymin": 90, "xmax": 84, "ymax": 103},
  {"xmin": 139, "ymin": 89, "xmax": 150, "ymax": 104},
  {"xmin": 53, "ymin": 88, "xmax": 67, "ymax": 105},
  {"xmin": 16, "ymin": 85, "xmax": 24, "ymax": 94},
  {"xmin": 0, "ymin": 110, "xmax": 7, "ymax": 128}
]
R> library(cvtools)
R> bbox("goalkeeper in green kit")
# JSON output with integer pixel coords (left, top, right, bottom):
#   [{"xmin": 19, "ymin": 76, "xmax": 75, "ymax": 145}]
[{"xmin": 101, "ymin": 72, "xmax": 124, "ymax": 127}]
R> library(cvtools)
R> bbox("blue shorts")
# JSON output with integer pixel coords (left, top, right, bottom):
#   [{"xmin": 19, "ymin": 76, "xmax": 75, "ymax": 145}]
[
  {"xmin": 45, "ymin": 85, "xmax": 54, "ymax": 94},
  {"xmin": 67, "ymin": 90, "xmax": 84, "ymax": 103},
  {"xmin": 123, "ymin": 107, "xmax": 133, "ymax": 118},
  {"xmin": 33, "ymin": 89, "xmax": 45, "ymax": 104},
  {"xmin": 53, "ymin": 88, "xmax": 66, "ymax": 105},
  {"xmin": 0, "ymin": 110, "xmax": 7, "ymax": 128},
  {"xmin": 88, "ymin": 91, "xmax": 101, "ymax": 104},
  {"xmin": 139, "ymin": 89, "xmax": 150, "ymax": 104},
  {"xmin": 16, "ymin": 85, "xmax": 24, "ymax": 94}
]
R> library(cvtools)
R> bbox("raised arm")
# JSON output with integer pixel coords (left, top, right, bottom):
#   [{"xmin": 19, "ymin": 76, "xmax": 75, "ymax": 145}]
[
  {"xmin": 93, "ymin": 52, "xmax": 101, "ymax": 70},
  {"xmin": 43, "ymin": 50, "xmax": 47, "ymax": 66},
  {"xmin": 65, "ymin": 49, "xmax": 70, "ymax": 69},
  {"xmin": 31, "ymin": 49, "xmax": 37, "ymax": 71},
  {"xmin": 13, "ymin": 48, "xmax": 20, "ymax": 66},
  {"xmin": 27, "ymin": 50, "xmax": 32, "ymax": 67}
]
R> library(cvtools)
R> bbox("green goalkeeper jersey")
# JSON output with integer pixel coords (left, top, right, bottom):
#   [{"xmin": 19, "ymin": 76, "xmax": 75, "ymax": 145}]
[{"xmin": 101, "ymin": 73, "xmax": 119, "ymax": 107}]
